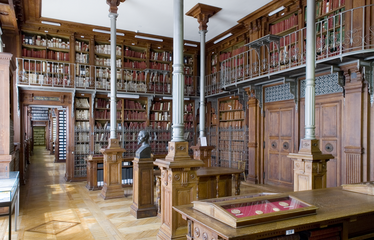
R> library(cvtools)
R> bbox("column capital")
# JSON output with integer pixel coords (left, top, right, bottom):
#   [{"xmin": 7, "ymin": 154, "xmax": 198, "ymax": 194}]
[
  {"xmin": 186, "ymin": 3, "xmax": 221, "ymax": 31},
  {"xmin": 106, "ymin": 0, "xmax": 125, "ymax": 14}
]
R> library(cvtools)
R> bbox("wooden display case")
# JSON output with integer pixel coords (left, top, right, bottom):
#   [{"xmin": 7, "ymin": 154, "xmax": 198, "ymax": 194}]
[{"xmin": 192, "ymin": 194, "xmax": 317, "ymax": 228}]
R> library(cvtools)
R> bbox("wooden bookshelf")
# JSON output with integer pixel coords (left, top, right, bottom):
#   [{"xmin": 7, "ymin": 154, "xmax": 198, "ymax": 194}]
[{"xmin": 74, "ymin": 94, "xmax": 91, "ymax": 179}]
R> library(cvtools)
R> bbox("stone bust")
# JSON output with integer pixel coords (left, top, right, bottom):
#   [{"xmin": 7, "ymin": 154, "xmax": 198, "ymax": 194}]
[{"xmin": 135, "ymin": 130, "xmax": 151, "ymax": 158}]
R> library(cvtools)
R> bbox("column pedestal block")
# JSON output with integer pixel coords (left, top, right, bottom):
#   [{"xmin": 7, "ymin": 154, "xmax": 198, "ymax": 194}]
[
  {"xmin": 130, "ymin": 156, "xmax": 157, "ymax": 219},
  {"xmin": 100, "ymin": 139, "xmax": 126, "ymax": 200},
  {"xmin": 154, "ymin": 141, "xmax": 204, "ymax": 240},
  {"xmin": 190, "ymin": 143, "xmax": 215, "ymax": 167},
  {"xmin": 288, "ymin": 139, "xmax": 334, "ymax": 191}
]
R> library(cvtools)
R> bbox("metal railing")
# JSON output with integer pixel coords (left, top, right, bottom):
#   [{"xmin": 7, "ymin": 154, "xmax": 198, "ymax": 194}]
[{"xmin": 208, "ymin": 4, "xmax": 374, "ymax": 96}]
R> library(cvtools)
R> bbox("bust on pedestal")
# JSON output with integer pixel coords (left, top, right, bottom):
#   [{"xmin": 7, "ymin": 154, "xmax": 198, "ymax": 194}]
[{"xmin": 130, "ymin": 131, "xmax": 157, "ymax": 218}]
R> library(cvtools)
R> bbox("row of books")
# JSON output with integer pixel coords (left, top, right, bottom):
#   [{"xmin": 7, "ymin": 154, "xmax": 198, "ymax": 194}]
[
  {"xmin": 121, "ymin": 168, "xmax": 133, "ymax": 185},
  {"xmin": 185, "ymin": 76, "xmax": 194, "ymax": 86},
  {"xmin": 20, "ymin": 74, "xmax": 70, "ymax": 85},
  {"xmin": 220, "ymin": 111, "xmax": 244, "ymax": 121},
  {"xmin": 219, "ymin": 100, "xmax": 243, "ymax": 111},
  {"xmin": 269, "ymin": 34, "xmax": 298, "ymax": 51},
  {"xmin": 184, "ymin": 66, "xmax": 193, "ymax": 75},
  {"xmin": 22, "ymin": 48, "xmax": 70, "ymax": 61},
  {"xmin": 270, "ymin": 14, "xmax": 298, "ymax": 35},
  {"xmin": 150, "ymin": 142, "xmax": 168, "ymax": 154},
  {"xmin": 124, "ymin": 111, "xmax": 147, "ymax": 120},
  {"xmin": 125, "ymin": 48, "xmax": 146, "ymax": 59},
  {"xmin": 218, "ymin": 151, "xmax": 246, "ymax": 161},
  {"xmin": 76, "ymin": 132, "xmax": 90, "ymax": 142},
  {"xmin": 95, "ymin": 45, "xmax": 122, "ymax": 56},
  {"xmin": 75, "ymin": 41, "xmax": 89, "ymax": 52},
  {"xmin": 219, "ymin": 121, "xmax": 243, "ymax": 128},
  {"xmin": 124, "ymin": 71, "xmax": 146, "ymax": 82},
  {"xmin": 125, "ymin": 100, "xmax": 145, "ymax": 110},
  {"xmin": 75, "ymin": 143, "xmax": 90, "ymax": 154},
  {"xmin": 75, "ymin": 167, "xmax": 87, "ymax": 177},
  {"xmin": 123, "ymin": 122, "xmax": 147, "ymax": 129},
  {"xmin": 152, "ymin": 101, "xmax": 171, "ymax": 111},
  {"xmin": 151, "ymin": 51, "xmax": 172, "ymax": 62},
  {"xmin": 75, "ymin": 122, "xmax": 90, "ymax": 131},
  {"xmin": 119, "ymin": 82, "xmax": 147, "ymax": 92},
  {"xmin": 151, "ymin": 132, "xmax": 171, "ymax": 141},
  {"xmin": 219, "ymin": 52, "xmax": 232, "ymax": 62},
  {"xmin": 150, "ymin": 121, "xmax": 171, "ymax": 130},
  {"xmin": 316, "ymin": 0, "xmax": 345, "ymax": 18},
  {"xmin": 123, "ymin": 60, "xmax": 147, "ymax": 69},
  {"xmin": 220, "ymin": 132, "xmax": 246, "ymax": 141},
  {"xmin": 184, "ymin": 56, "xmax": 193, "ymax": 65},
  {"xmin": 150, "ymin": 72, "xmax": 171, "ymax": 83},
  {"xmin": 76, "ymin": 110, "xmax": 90, "ymax": 120},
  {"xmin": 184, "ymin": 122, "xmax": 194, "ymax": 130},
  {"xmin": 76, "ymin": 53, "xmax": 89, "ymax": 64},
  {"xmin": 148, "ymin": 83, "xmax": 171, "ymax": 93},
  {"xmin": 316, "ymin": 10, "xmax": 345, "ymax": 32},
  {"xmin": 150, "ymin": 62, "xmax": 171, "ymax": 71},
  {"xmin": 184, "ymin": 103, "xmax": 193, "ymax": 112},
  {"xmin": 95, "ymin": 58, "xmax": 122, "ymax": 68},
  {"xmin": 150, "ymin": 112, "xmax": 170, "ymax": 121},
  {"xmin": 95, "ymin": 98, "xmax": 122, "ymax": 109},
  {"xmin": 75, "ymin": 98, "xmax": 90, "ymax": 108},
  {"xmin": 184, "ymin": 113, "xmax": 194, "ymax": 122},
  {"xmin": 221, "ymin": 57, "xmax": 245, "ymax": 68},
  {"xmin": 23, "ymin": 61, "xmax": 69, "ymax": 73},
  {"xmin": 23, "ymin": 35, "xmax": 70, "ymax": 49},
  {"xmin": 94, "ymin": 110, "xmax": 121, "ymax": 119}
]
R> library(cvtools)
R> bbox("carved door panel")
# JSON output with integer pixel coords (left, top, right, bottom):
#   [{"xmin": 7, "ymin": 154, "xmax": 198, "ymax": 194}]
[
  {"xmin": 264, "ymin": 105, "xmax": 295, "ymax": 187},
  {"xmin": 301, "ymin": 98, "xmax": 342, "ymax": 187}
]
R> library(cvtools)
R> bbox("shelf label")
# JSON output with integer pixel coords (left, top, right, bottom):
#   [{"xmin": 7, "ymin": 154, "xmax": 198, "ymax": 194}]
[
  {"xmin": 286, "ymin": 229, "xmax": 295, "ymax": 235},
  {"xmin": 34, "ymin": 96, "xmax": 60, "ymax": 101}
]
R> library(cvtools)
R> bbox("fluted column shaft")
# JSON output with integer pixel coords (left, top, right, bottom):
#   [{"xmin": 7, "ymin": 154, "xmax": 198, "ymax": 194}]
[
  {"xmin": 109, "ymin": 12, "xmax": 118, "ymax": 139},
  {"xmin": 199, "ymin": 30, "xmax": 207, "ymax": 138},
  {"xmin": 171, "ymin": 0, "xmax": 185, "ymax": 142}
]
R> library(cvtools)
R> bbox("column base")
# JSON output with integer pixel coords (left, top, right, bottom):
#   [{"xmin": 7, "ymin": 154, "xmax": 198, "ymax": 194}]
[
  {"xmin": 130, "ymin": 204, "xmax": 157, "ymax": 219},
  {"xmin": 288, "ymin": 139, "xmax": 334, "ymax": 191},
  {"xmin": 100, "ymin": 183, "xmax": 124, "ymax": 200}
]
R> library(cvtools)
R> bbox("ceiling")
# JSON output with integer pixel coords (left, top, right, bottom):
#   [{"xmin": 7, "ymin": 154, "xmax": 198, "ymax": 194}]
[{"xmin": 41, "ymin": 0, "xmax": 273, "ymax": 43}]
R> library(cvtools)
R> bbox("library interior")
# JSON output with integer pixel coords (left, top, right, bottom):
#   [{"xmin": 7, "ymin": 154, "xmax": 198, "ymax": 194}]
[{"xmin": 1, "ymin": 0, "xmax": 374, "ymax": 239}]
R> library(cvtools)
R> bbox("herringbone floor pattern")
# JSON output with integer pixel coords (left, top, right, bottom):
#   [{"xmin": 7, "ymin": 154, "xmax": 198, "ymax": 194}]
[{"xmin": 0, "ymin": 146, "xmax": 288, "ymax": 239}]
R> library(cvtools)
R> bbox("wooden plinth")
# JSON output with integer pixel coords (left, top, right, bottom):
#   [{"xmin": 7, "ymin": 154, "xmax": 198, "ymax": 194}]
[
  {"xmin": 100, "ymin": 139, "xmax": 126, "ymax": 200},
  {"xmin": 288, "ymin": 139, "xmax": 333, "ymax": 191},
  {"xmin": 154, "ymin": 141, "xmax": 204, "ymax": 240},
  {"xmin": 190, "ymin": 143, "xmax": 215, "ymax": 167},
  {"xmin": 130, "ymin": 156, "xmax": 157, "ymax": 219}
]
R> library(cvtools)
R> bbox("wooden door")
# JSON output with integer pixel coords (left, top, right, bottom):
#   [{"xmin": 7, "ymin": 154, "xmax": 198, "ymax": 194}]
[
  {"xmin": 300, "ymin": 95, "xmax": 342, "ymax": 187},
  {"xmin": 264, "ymin": 103, "xmax": 295, "ymax": 187}
]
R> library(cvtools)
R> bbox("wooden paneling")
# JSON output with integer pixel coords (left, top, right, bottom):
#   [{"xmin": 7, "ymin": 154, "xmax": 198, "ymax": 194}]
[
  {"xmin": 300, "ymin": 93, "xmax": 342, "ymax": 187},
  {"xmin": 264, "ymin": 102, "xmax": 295, "ymax": 187}
]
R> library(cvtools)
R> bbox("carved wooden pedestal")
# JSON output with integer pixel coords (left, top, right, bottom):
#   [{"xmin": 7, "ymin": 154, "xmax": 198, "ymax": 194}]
[
  {"xmin": 154, "ymin": 141, "xmax": 204, "ymax": 240},
  {"xmin": 130, "ymin": 156, "xmax": 157, "ymax": 219},
  {"xmin": 288, "ymin": 139, "xmax": 333, "ymax": 191},
  {"xmin": 190, "ymin": 143, "xmax": 215, "ymax": 167},
  {"xmin": 100, "ymin": 139, "xmax": 126, "ymax": 199}
]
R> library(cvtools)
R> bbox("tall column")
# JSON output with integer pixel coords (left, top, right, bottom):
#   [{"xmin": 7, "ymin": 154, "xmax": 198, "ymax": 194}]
[
  {"xmin": 304, "ymin": 0, "xmax": 316, "ymax": 140},
  {"xmin": 287, "ymin": 0, "xmax": 333, "ymax": 191},
  {"xmin": 171, "ymin": 0, "xmax": 185, "ymax": 142},
  {"xmin": 199, "ymin": 30, "xmax": 206, "ymax": 138},
  {"xmin": 186, "ymin": 4, "xmax": 221, "ymax": 165},
  {"xmin": 154, "ymin": 2, "xmax": 204, "ymax": 240},
  {"xmin": 100, "ymin": 0, "xmax": 126, "ymax": 200},
  {"xmin": 109, "ymin": 12, "xmax": 118, "ymax": 139}
]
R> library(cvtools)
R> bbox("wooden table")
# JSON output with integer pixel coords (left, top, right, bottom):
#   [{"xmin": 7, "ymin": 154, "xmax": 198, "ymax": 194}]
[
  {"xmin": 174, "ymin": 187, "xmax": 374, "ymax": 240},
  {"xmin": 155, "ymin": 167, "xmax": 243, "ymax": 214}
]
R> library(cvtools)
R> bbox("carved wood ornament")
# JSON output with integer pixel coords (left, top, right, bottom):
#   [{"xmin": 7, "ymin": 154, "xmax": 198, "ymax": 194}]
[
  {"xmin": 106, "ymin": 0, "xmax": 126, "ymax": 13},
  {"xmin": 186, "ymin": 3, "xmax": 222, "ymax": 31}
]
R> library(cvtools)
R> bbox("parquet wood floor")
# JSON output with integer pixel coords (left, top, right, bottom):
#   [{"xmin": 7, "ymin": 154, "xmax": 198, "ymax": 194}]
[{"xmin": 0, "ymin": 146, "xmax": 288, "ymax": 240}]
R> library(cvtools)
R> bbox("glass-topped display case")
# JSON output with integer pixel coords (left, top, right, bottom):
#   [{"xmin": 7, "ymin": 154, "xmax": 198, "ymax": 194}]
[
  {"xmin": 0, "ymin": 171, "xmax": 19, "ymax": 202},
  {"xmin": 192, "ymin": 193, "xmax": 318, "ymax": 228},
  {"xmin": 0, "ymin": 171, "xmax": 20, "ymax": 240}
]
